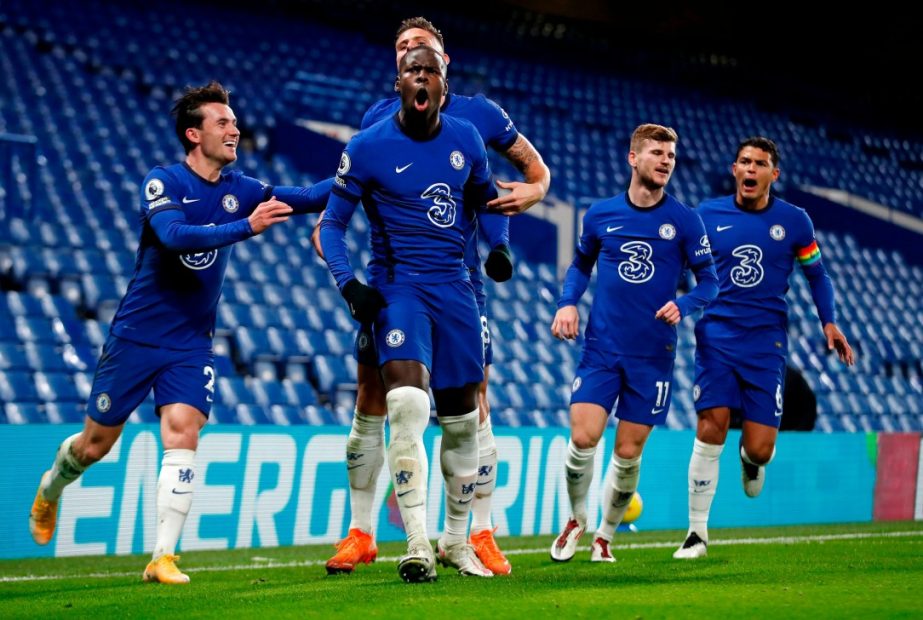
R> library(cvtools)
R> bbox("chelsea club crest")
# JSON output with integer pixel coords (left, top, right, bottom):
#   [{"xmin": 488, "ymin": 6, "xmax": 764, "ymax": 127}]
[{"xmin": 222, "ymin": 194, "xmax": 239, "ymax": 213}]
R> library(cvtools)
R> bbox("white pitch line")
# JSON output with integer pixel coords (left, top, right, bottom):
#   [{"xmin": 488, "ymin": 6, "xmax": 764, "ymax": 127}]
[{"xmin": 2, "ymin": 530, "xmax": 921, "ymax": 583}]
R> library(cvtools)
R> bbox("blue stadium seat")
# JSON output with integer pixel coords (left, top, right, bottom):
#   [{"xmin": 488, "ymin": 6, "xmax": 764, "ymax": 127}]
[
  {"xmin": 267, "ymin": 327, "xmax": 304, "ymax": 359},
  {"xmin": 235, "ymin": 404, "xmax": 272, "ymax": 425},
  {"xmin": 491, "ymin": 408, "xmax": 522, "ymax": 427},
  {"xmin": 4, "ymin": 402, "xmax": 48, "ymax": 424},
  {"xmin": 208, "ymin": 404, "xmax": 236, "ymax": 425},
  {"xmin": 312, "ymin": 355, "xmax": 354, "ymax": 396},
  {"xmin": 15, "ymin": 316, "xmax": 66, "ymax": 344},
  {"xmin": 216, "ymin": 376, "xmax": 256, "ymax": 407},
  {"xmin": 301, "ymin": 405, "xmax": 339, "ymax": 426},
  {"xmin": 266, "ymin": 404, "xmax": 305, "ymax": 425},
  {"xmin": 0, "ymin": 343, "xmax": 30, "ymax": 370},
  {"xmin": 5, "ymin": 291, "xmax": 45, "ymax": 316},
  {"xmin": 282, "ymin": 380, "xmax": 319, "ymax": 407},
  {"xmin": 23, "ymin": 343, "xmax": 67, "ymax": 372},
  {"xmin": 0, "ymin": 371, "xmax": 40, "ymax": 402},
  {"xmin": 234, "ymin": 326, "xmax": 276, "ymax": 366},
  {"xmin": 34, "ymin": 371, "xmax": 82, "ymax": 403},
  {"xmin": 249, "ymin": 378, "xmax": 285, "ymax": 407}
]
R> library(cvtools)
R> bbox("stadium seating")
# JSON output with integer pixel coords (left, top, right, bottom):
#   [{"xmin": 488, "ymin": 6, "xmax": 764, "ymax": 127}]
[{"xmin": 0, "ymin": 0, "xmax": 920, "ymax": 430}]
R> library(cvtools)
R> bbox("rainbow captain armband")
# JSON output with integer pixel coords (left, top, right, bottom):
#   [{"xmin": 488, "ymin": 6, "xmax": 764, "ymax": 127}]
[{"xmin": 796, "ymin": 240, "xmax": 822, "ymax": 266}]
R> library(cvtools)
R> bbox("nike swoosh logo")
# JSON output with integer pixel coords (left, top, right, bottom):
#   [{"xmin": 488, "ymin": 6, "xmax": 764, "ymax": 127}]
[
  {"xmin": 395, "ymin": 163, "xmax": 413, "ymax": 173},
  {"xmin": 775, "ymin": 410, "xmax": 783, "ymax": 417},
  {"xmin": 182, "ymin": 197, "xmax": 200, "ymax": 204},
  {"xmin": 475, "ymin": 480, "xmax": 494, "ymax": 486},
  {"xmin": 606, "ymin": 225, "xmax": 624, "ymax": 232},
  {"xmin": 716, "ymin": 225, "xmax": 733, "ymax": 232},
  {"xmin": 651, "ymin": 408, "xmax": 664, "ymax": 415},
  {"xmin": 206, "ymin": 396, "xmax": 213, "ymax": 403},
  {"xmin": 171, "ymin": 489, "xmax": 193, "ymax": 495},
  {"xmin": 396, "ymin": 490, "xmax": 413, "ymax": 497},
  {"xmin": 346, "ymin": 464, "xmax": 364, "ymax": 470}
]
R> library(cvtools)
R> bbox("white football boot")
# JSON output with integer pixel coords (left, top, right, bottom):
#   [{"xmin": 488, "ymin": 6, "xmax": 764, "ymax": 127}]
[
  {"xmin": 435, "ymin": 540, "xmax": 493, "ymax": 577},
  {"xmin": 673, "ymin": 532, "xmax": 708, "ymax": 559},
  {"xmin": 550, "ymin": 517, "xmax": 585, "ymax": 562},
  {"xmin": 590, "ymin": 537, "xmax": 616, "ymax": 563}
]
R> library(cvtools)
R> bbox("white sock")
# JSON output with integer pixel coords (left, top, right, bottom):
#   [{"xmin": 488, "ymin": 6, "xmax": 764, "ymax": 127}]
[
  {"xmin": 741, "ymin": 444, "xmax": 776, "ymax": 466},
  {"xmin": 595, "ymin": 454, "xmax": 641, "ymax": 542},
  {"xmin": 43, "ymin": 433, "xmax": 87, "ymax": 501},
  {"xmin": 470, "ymin": 416, "xmax": 497, "ymax": 533},
  {"xmin": 346, "ymin": 410, "xmax": 386, "ymax": 534},
  {"xmin": 687, "ymin": 439, "xmax": 724, "ymax": 542},
  {"xmin": 153, "ymin": 448, "xmax": 196, "ymax": 560},
  {"xmin": 565, "ymin": 439, "xmax": 597, "ymax": 527},
  {"xmin": 386, "ymin": 386, "xmax": 431, "ymax": 548},
  {"xmin": 439, "ymin": 409, "xmax": 479, "ymax": 547}
]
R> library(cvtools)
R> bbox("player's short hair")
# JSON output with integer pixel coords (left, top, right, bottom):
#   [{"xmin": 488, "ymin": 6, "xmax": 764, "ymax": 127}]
[
  {"xmin": 396, "ymin": 17, "xmax": 445, "ymax": 51},
  {"xmin": 736, "ymin": 136, "xmax": 780, "ymax": 168},
  {"xmin": 171, "ymin": 81, "xmax": 230, "ymax": 154},
  {"xmin": 630, "ymin": 123, "xmax": 678, "ymax": 152}
]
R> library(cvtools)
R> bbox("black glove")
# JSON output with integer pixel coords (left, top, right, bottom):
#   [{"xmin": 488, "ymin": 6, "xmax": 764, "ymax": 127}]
[
  {"xmin": 485, "ymin": 244, "xmax": 513, "ymax": 282},
  {"xmin": 341, "ymin": 279, "xmax": 386, "ymax": 324}
]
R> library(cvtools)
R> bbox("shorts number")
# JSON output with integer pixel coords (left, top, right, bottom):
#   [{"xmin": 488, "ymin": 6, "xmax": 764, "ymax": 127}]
[
  {"xmin": 655, "ymin": 380, "xmax": 671, "ymax": 407},
  {"xmin": 204, "ymin": 366, "xmax": 215, "ymax": 394}
]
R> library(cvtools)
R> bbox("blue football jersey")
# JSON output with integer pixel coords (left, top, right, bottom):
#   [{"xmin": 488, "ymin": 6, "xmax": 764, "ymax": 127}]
[
  {"xmin": 697, "ymin": 194, "xmax": 819, "ymax": 353},
  {"xmin": 560, "ymin": 192, "xmax": 713, "ymax": 359},
  {"xmin": 110, "ymin": 163, "xmax": 271, "ymax": 349},
  {"xmin": 323, "ymin": 114, "xmax": 495, "ymax": 288},
  {"xmin": 363, "ymin": 93, "xmax": 518, "ymax": 295}
]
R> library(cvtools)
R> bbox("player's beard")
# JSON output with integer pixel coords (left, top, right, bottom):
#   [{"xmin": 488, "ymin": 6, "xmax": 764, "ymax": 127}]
[{"xmin": 639, "ymin": 169, "xmax": 668, "ymax": 192}]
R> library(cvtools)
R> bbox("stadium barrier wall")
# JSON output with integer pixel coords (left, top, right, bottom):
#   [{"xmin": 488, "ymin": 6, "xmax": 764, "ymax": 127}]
[
  {"xmin": 0, "ymin": 425, "xmax": 876, "ymax": 559},
  {"xmin": 873, "ymin": 432, "xmax": 922, "ymax": 521}
]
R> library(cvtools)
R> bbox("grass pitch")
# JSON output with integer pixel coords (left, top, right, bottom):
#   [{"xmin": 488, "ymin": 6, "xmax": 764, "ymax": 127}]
[{"xmin": 1, "ymin": 522, "xmax": 921, "ymax": 619}]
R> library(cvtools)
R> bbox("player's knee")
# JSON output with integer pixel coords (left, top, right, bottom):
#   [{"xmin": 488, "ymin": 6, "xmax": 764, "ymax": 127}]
[
  {"xmin": 697, "ymin": 422, "xmax": 727, "ymax": 445},
  {"xmin": 357, "ymin": 366, "xmax": 388, "ymax": 415},
  {"xmin": 696, "ymin": 412, "xmax": 730, "ymax": 444},
  {"xmin": 743, "ymin": 440, "xmax": 775, "ymax": 465},
  {"xmin": 614, "ymin": 442, "xmax": 643, "ymax": 460},
  {"xmin": 357, "ymin": 385, "xmax": 388, "ymax": 416},
  {"xmin": 570, "ymin": 428, "xmax": 601, "ymax": 450},
  {"xmin": 386, "ymin": 386, "xmax": 430, "ymax": 432},
  {"xmin": 160, "ymin": 421, "xmax": 202, "ymax": 451}
]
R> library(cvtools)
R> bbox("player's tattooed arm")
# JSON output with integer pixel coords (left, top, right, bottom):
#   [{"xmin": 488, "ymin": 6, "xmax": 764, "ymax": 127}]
[{"xmin": 487, "ymin": 134, "xmax": 550, "ymax": 215}]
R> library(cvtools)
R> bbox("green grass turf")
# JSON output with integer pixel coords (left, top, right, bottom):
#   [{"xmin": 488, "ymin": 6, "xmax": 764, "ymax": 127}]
[{"xmin": 1, "ymin": 522, "xmax": 921, "ymax": 619}]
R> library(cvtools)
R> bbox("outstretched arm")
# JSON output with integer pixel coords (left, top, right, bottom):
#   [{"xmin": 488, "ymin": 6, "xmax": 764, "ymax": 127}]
[
  {"xmin": 149, "ymin": 197, "xmax": 292, "ymax": 252},
  {"xmin": 273, "ymin": 177, "xmax": 334, "ymax": 215},
  {"xmin": 487, "ymin": 134, "xmax": 551, "ymax": 214}
]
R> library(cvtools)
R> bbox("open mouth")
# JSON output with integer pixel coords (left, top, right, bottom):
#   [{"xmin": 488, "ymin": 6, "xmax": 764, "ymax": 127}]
[
  {"xmin": 413, "ymin": 87, "xmax": 429, "ymax": 111},
  {"xmin": 743, "ymin": 179, "xmax": 758, "ymax": 189}
]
